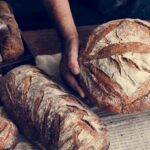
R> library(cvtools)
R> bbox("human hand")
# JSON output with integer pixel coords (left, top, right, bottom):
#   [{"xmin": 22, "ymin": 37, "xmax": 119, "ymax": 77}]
[{"xmin": 60, "ymin": 36, "xmax": 85, "ymax": 98}]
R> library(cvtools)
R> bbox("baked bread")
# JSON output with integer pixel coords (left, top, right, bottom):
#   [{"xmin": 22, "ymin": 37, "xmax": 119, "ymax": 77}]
[
  {"xmin": 0, "ymin": 116, "xmax": 18, "ymax": 150},
  {"xmin": 79, "ymin": 19, "xmax": 150, "ymax": 114},
  {"xmin": 0, "ymin": 65, "xmax": 109, "ymax": 150},
  {"xmin": 0, "ymin": 1, "xmax": 24, "ymax": 61},
  {"xmin": 0, "ymin": 19, "xmax": 7, "ymax": 62}
]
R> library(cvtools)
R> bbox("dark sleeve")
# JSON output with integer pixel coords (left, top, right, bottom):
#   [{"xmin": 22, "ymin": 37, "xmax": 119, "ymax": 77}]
[
  {"xmin": 128, "ymin": 0, "xmax": 150, "ymax": 20},
  {"xmin": 6, "ymin": 0, "xmax": 44, "ymax": 15},
  {"xmin": 81, "ymin": 0, "xmax": 130, "ymax": 17},
  {"xmin": 80, "ymin": 0, "xmax": 150, "ymax": 20}
]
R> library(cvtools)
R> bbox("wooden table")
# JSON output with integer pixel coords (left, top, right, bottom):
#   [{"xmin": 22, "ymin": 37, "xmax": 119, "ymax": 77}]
[{"xmin": 23, "ymin": 25, "xmax": 97, "ymax": 56}]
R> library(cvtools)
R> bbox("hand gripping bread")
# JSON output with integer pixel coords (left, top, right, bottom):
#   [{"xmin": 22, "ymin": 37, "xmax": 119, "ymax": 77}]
[
  {"xmin": 0, "ymin": 65, "xmax": 109, "ymax": 150},
  {"xmin": 0, "ymin": 116, "xmax": 18, "ymax": 150},
  {"xmin": 0, "ymin": 1, "xmax": 24, "ymax": 61},
  {"xmin": 79, "ymin": 19, "xmax": 150, "ymax": 114}
]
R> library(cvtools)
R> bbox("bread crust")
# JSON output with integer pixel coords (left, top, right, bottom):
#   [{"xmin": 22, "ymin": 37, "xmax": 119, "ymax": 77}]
[
  {"xmin": 0, "ymin": 1, "xmax": 24, "ymax": 61},
  {"xmin": 80, "ymin": 19, "xmax": 150, "ymax": 114},
  {"xmin": 0, "ymin": 65, "xmax": 109, "ymax": 150},
  {"xmin": 0, "ymin": 116, "xmax": 18, "ymax": 150}
]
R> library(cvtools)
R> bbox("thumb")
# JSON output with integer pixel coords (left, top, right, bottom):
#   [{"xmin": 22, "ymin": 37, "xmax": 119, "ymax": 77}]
[{"xmin": 68, "ymin": 56, "xmax": 80, "ymax": 75}]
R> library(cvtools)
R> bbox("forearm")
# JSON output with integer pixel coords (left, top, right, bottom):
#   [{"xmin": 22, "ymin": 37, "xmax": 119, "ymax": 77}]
[
  {"xmin": 43, "ymin": 0, "xmax": 78, "ymax": 40},
  {"xmin": 43, "ymin": 0, "xmax": 84, "ymax": 97}
]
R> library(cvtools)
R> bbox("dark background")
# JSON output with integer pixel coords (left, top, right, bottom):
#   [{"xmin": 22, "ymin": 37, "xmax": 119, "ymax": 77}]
[{"xmin": 7, "ymin": 0, "xmax": 150, "ymax": 31}]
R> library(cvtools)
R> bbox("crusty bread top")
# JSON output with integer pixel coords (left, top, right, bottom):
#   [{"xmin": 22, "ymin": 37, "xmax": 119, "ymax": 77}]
[
  {"xmin": 1, "ymin": 65, "xmax": 109, "ymax": 149},
  {"xmin": 80, "ymin": 19, "xmax": 150, "ymax": 104},
  {"xmin": 89, "ymin": 52, "xmax": 150, "ymax": 97},
  {"xmin": 0, "ymin": 117, "xmax": 18, "ymax": 149},
  {"xmin": 82, "ymin": 19, "xmax": 150, "ymax": 57},
  {"xmin": 0, "ymin": 1, "xmax": 24, "ymax": 61}
]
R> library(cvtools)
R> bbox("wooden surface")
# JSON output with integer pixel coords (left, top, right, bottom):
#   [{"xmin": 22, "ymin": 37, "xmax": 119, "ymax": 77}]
[
  {"xmin": 23, "ymin": 25, "xmax": 97, "ymax": 56},
  {"xmin": 23, "ymin": 21, "xmax": 150, "ymax": 55}
]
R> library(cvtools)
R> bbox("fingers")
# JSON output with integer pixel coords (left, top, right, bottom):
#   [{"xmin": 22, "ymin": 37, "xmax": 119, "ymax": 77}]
[
  {"xmin": 61, "ymin": 35, "xmax": 85, "ymax": 98},
  {"xmin": 60, "ymin": 62, "xmax": 85, "ymax": 98},
  {"xmin": 65, "ymin": 72, "xmax": 85, "ymax": 98},
  {"xmin": 68, "ymin": 58, "xmax": 80, "ymax": 75}
]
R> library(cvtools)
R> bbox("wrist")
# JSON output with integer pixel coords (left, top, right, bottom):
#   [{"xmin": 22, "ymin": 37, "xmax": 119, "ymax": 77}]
[
  {"xmin": 65, "ymin": 34, "xmax": 79, "ymax": 44},
  {"xmin": 61, "ymin": 33, "xmax": 79, "ymax": 59},
  {"xmin": 57, "ymin": 24, "xmax": 78, "ymax": 42},
  {"xmin": 61, "ymin": 31, "xmax": 79, "ymax": 52}
]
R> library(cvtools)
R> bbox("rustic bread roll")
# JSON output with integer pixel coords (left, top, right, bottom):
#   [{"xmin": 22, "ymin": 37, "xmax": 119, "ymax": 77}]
[
  {"xmin": 79, "ymin": 19, "xmax": 150, "ymax": 114},
  {"xmin": 0, "ymin": 65, "xmax": 109, "ymax": 150},
  {"xmin": 0, "ymin": 116, "xmax": 18, "ymax": 150},
  {"xmin": 0, "ymin": 1, "xmax": 24, "ymax": 61}
]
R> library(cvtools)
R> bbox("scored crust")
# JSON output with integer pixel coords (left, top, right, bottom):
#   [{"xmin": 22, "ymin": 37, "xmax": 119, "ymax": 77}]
[
  {"xmin": 0, "ymin": 1, "xmax": 24, "ymax": 61},
  {"xmin": 80, "ymin": 19, "xmax": 150, "ymax": 114},
  {"xmin": 0, "ymin": 117, "xmax": 18, "ymax": 150},
  {"xmin": 1, "ymin": 65, "xmax": 109, "ymax": 150}
]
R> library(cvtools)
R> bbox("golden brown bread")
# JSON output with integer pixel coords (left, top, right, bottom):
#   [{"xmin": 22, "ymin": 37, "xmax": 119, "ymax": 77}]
[
  {"xmin": 79, "ymin": 19, "xmax": 150, "ymax": 114},
  {"xmin": 0, "ymin": 65, "xmax": 109, "ymax": 150},
  {"xmin": 0, "ymin": 0, "xmax": 24, "ymax": 61},
  {"xmin": 0, "ymin": 116, "xmax": 18, "ymax": 150}
]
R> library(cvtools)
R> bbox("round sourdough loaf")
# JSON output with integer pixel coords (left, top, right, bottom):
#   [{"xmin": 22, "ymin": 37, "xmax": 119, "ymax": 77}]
[
  {"xmin": 0, "ymin": 116, "xmax": 18, "ymax": 150},
  {"xmin": 79, "ymin": 19, "xmax": 150, "ymax": 114}
]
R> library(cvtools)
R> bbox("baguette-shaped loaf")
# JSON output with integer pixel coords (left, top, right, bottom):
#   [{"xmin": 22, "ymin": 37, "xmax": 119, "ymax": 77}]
[
  {"xmin": 0, "ymin": 1, "xmax": 24, "ymax": 61},
  {"xmin": 0, "ymin": 116, "xmax": 18, "ymax": 150},
  {"xmin": 0, "ymin": 65, "xmax": 109, "ymax": 150},
  {"xmin": 79, "ymin": 19, "xmax": 150, "ymax": 114}
]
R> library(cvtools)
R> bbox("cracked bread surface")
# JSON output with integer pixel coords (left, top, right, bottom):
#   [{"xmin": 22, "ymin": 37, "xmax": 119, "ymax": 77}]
[
  {"xmin": 0, "ymin": 1, "xmax": 24, "ymax": 61},
  {"xmin": 0, "ymin": 65, "xmax": 109, "ymax": 150},
  {"xmin": 0, "ymin": 116, "xmax": 18, "ymax": 150},
  {"xmin": 80, "ymin": 19, "xmax": 150, "ymax": 114}
]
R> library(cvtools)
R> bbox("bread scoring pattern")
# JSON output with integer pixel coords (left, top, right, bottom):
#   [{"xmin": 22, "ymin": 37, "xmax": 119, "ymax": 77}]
[
  {"xmin": 0, "ymin": 65, "xmax": 109, "ymax": 150},
  {"xmin": 80, "ymin": 19, "xmax": 150, "ymax": 114},
  {"xmin": 0, "ymin": 117, "xmax": 18, "ymax": 150}
]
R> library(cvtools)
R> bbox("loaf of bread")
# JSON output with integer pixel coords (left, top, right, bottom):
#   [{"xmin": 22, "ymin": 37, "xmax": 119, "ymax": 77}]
[
  {"xmin": 79, "ymin": 19, "xmax": 150, "ymax": 114},
  {"xmin": 0, "ymin": 116, "xmax": 18, "ymax": 150},
  {"xmin": 0, "ymin": 19, "xmax": 7, "ymax": 62},
  {"xmin": 0, "ymin": 1, "xmax": 24, "ymax": 61},
  {"xmin": 0, "ymin": 65, "xmax": 109, "ymax": 150}
]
